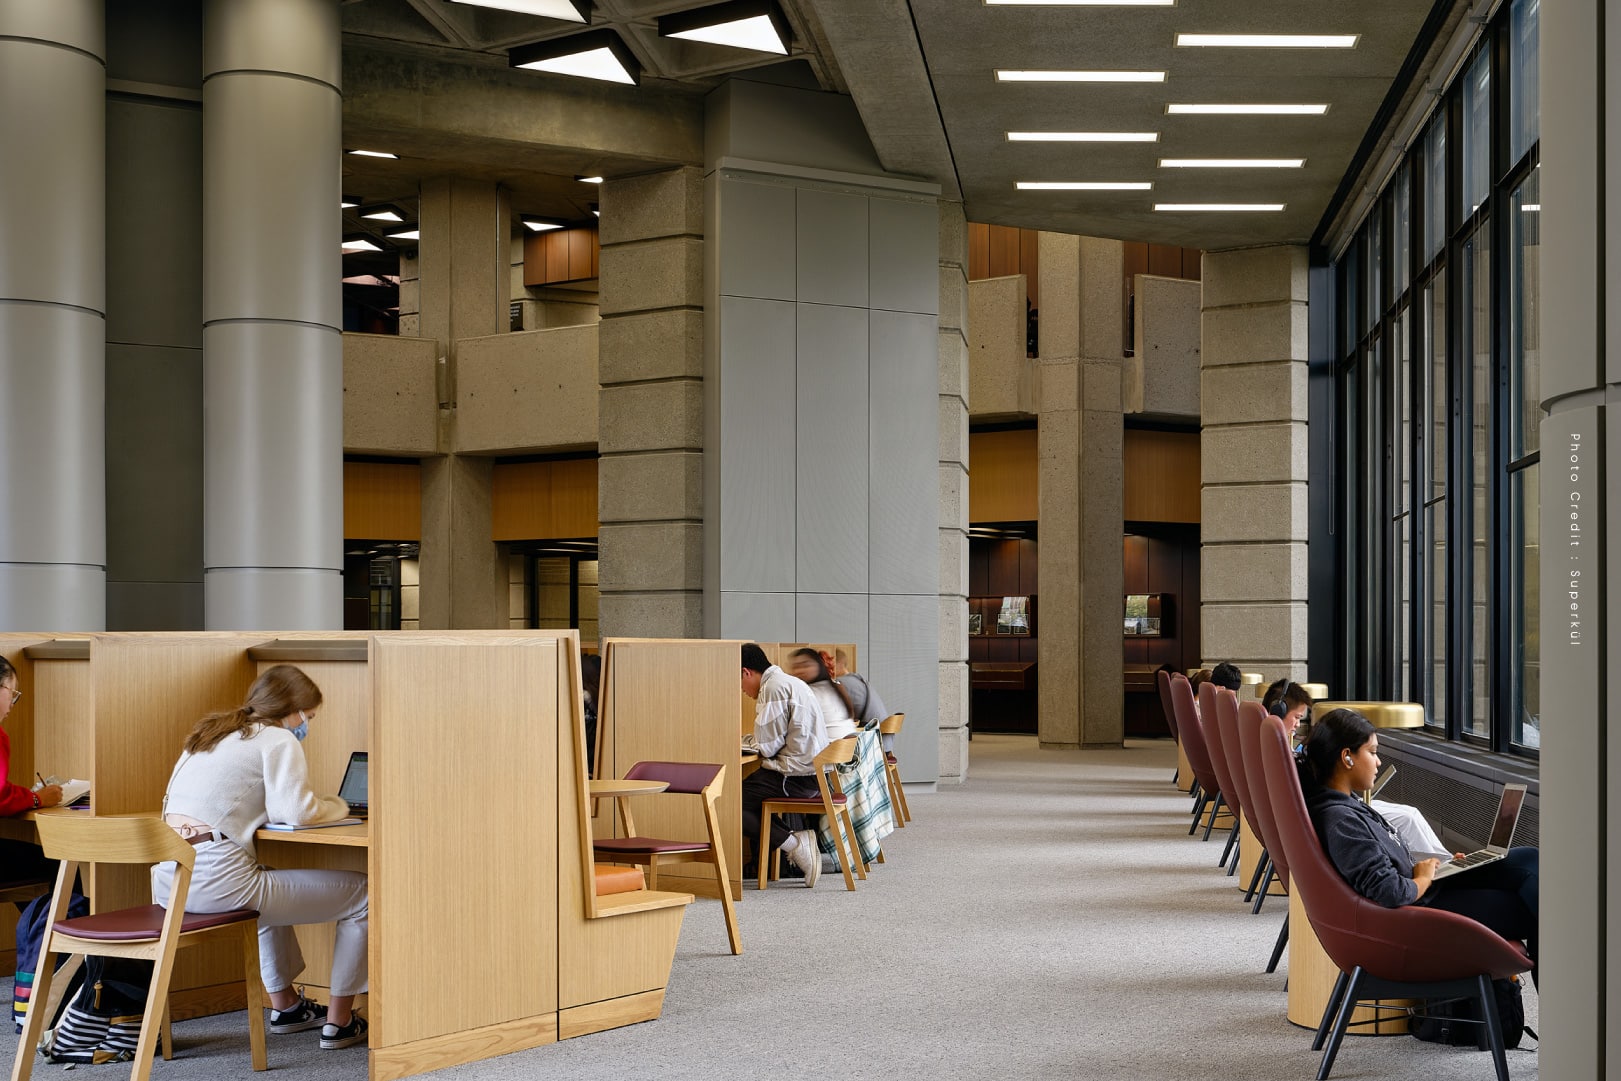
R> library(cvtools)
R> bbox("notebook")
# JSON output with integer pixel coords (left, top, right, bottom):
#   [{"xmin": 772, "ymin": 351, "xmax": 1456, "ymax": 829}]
[
  {"xmin": 1429, "ymin": 783, "xmax": 1528, "ymax": 881},
  {"xmin": 338, "ymin": 751, "xmax": 369, "ymax": 817}
]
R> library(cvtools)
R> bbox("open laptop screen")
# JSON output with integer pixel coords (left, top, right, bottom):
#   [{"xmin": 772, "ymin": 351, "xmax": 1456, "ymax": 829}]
[
  {"xmin": 1487, "ymin": 783, "xmax": 1527, "ymax": 849},
  {"xmin": 338, "ymin": 752, "xmax": 368, "ymax": 809}
]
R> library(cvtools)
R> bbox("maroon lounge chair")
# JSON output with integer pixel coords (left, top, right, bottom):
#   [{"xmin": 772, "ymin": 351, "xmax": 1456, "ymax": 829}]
[{"xmin": 1168, "ymin": 674, "xmax": 1224, "ymax": 838}]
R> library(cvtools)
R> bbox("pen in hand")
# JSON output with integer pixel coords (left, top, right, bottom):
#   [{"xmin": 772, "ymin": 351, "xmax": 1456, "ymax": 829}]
[{"xmin": 36, "ymin": 772, "xmax": 45, "ymax": 787}]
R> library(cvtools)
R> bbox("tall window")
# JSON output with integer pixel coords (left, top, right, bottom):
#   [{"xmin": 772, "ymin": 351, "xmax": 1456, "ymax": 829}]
[{"xmin": 1334, "ymin": 0, "xmax": 1538, "ymax": 754}]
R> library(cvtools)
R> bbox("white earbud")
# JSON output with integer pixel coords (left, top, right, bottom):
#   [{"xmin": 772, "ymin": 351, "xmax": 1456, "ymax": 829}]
[{"xmin": 1343, "ymin": 756, "xmax": 1353, "ymax": 767}]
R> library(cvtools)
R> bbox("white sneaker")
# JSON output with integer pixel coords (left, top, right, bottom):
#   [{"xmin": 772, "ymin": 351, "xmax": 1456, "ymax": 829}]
[{"xmin": 785, "ymin": 830, "xmax": 821, "ymax": 887}]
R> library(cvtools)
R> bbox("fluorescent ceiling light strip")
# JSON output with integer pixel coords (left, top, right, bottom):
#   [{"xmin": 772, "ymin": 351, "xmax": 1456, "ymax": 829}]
[
  {"xmin": 1167, "ymin": 103, "xmax": 1328, "ymax": 115},
  {"xmin": 346, "ymin": 149, "xmax": 397, "ymax": 159},
  {"xmin": 1008, "ymin": 131, "xmax": 1159, "ymax": 142},
  {"xmin": 387, "ymin": 228, "xmax": 421, "ymax": 240},
  {"xmin": 1521, "ymin": 203, "xmax": 1541, "ymax": 211},
  {"xmin": 1154, "ymin": 202, "xmax": 1285, "ymax": 211},
  {"xmin": 1018, "ymin": 181, "xmax": 1153, "ymax": 190},
  {"xmin": 576, "ymin": 175, "xmax": 604, "ymax": 184},
  {"xmin": 987, "ymin": 0, "xmax": 1172, "ymax": 4},
  {"xmin": 1159, "ymin": 158, "xmax": 1304, "ymax": 168},
  {"xmin": 450, "ymin": 0, "xmax": 587, "ymax": 18},
  {"xmin": 1176, "ymin": 33, "xmax": 1358, "ymax": 48},
  {"xmin": 997, "ymin": 70, "xmax": 1164, "ymax": 82},
  {"xmin": 666, "ymin": 14, "xmax": 786, "ymax": 54}
]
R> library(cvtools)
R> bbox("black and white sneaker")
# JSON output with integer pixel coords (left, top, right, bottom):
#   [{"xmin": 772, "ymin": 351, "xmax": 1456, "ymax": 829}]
[
  {"xmin": 269, "ymin": 993, "xmax": 327, "ymax": 1034},
  {"xmin": 320, "ymin": 1015, "xmax": 369, "ymax": 1050}
]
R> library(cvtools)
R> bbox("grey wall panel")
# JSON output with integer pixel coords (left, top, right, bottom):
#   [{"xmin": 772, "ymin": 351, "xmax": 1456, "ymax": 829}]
[
  {"xmin": 106, "ymin": 581, "xmax": 204, "ymax": 631},
  {"xmin": 868, "ymin": 310, "xmax": 940, "ymax": 595},
  {"xmin": 719, "ymin": 590, "xmax": 796, "ymax": 642},
  {"xmin": 106, "ymin": 98, "xmax": 202, "ymax": 349},
  {"xmin": 0, "ymin": 42, "xmax": 105, "ymax": 312},
  {"xmin": 796, "ymin": 302, "xmax": 870, "ymax": 594},
  {"xmin": 0, "ymin": 305, "xmax": 105, "ymax": 566},
  {"xmin": 202, "ymin": 567, "xmax": 341, "ymax": 631},
  {"xmin": 795, "ymin": 592, "xmax": 869, "ymax": 659},
  {"xmin": 202, "ymin": 73, "xmax": 339, "ymax": 326},
  {"xmin": 202, "ymin": 322, "xmax": 342, "ymax": 570},
  {"xmin": 870, "ymin": 197, "xmax": 940, "ymax": 316},
  {"xmin": 0, "ymin": 566, "xmax": 105, "ymax": 633},
  {"xmin": 716, "ymin": 178, "xmax": 796, "ymax": 301},
  {"xmin": 869, "ymin": 594, "xmax": 940, "ymax": 781},
  {"xmin": 796, "ymin": 188, "xmax": 868, "ymax": 309},
  {"xmin": 719, "ymin": 296, "xmax": 797, "ymax": 591},
  {"xmin": 106, "ymin": 343, "xmax": 203, "ymax": 586}
]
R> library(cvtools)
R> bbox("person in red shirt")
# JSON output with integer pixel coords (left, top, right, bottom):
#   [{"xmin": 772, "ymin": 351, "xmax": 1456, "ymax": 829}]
[{"xmin": 0, "ymin": 657, "xmax": 62, "ymax": 883}]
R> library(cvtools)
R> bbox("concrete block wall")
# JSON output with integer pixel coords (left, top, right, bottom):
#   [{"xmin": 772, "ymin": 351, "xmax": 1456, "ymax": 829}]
[
  {"xmin": 1199, "ymin": 245, "xmax": 1310, "ymax": 685},
  {"xmin": 1127, "ymin": 275, "xmax": 1200, "ymax": 418},
  {"xmin": 939, "ymin": 201, "xmax": 970, "ymax": 783},
  {"xmin": 968, "ymin": 274, "xmax": 1034, "ymax": 419}
]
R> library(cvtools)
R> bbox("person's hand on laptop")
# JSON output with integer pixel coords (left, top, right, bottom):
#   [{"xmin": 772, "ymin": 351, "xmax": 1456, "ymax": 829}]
[{"xmin": 1412, "ymin": 856, "xmax": 1441, "ymax": 896}]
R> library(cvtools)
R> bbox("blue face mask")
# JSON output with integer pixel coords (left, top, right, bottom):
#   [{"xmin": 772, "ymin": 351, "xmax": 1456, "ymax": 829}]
[{"xmin": 290, "ymin": 710, "xmax": 310, "ymax": 743}]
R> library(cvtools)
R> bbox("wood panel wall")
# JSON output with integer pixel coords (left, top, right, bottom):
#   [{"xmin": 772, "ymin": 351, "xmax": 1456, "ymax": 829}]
[
  {"xmin": 344, "ymin": 460, "xmax": 422, "ymax": 540},
  {"xmin": 1123, "ymin": 428, "xmax": 1200, "ymax": 523},
  {"xmin": 969, "ymin": 539, "xmax": 1039, "ymax": 664},
  {"xmin": 1122, "ymin": 242, "xmax": 1203, "ymax": 285},
  {"xmin": 968, "ymin": 223, "xmax": 1041, "ymax": 307},
  {"xmin": 492, "ymin": 458, "xmax": 600, "ymax": 541},
  {"xmin": 523, "ymin": 226, "xmax": 600, "ymax": 287},
  {"xmin": 1123, "ymin": 525, "xmax": 1201, "ymax": 738},
  {"xmin": 969, "ymin": 429, "xmax": 1038, "ymax": 523}
]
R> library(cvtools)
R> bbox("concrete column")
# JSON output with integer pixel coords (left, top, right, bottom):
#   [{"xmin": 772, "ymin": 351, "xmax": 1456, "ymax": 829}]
[
  {"xmin": 596, "ymin": 167, "xmax": 705, "ymax": 638},
  {"xmin": 1036, "ymin": 234, "xmax": 1125, "ymax": 748},
  {"xmin": 201, "ymin": 0, "xmax": 340, "ymax": 629},
  {"xmin": 416, "ymin": 177, "xmax": 509, "ymax": 629},
  {"xmin": 1538, "ymin": 0, "xmax": 1611, "ymax": 1072},
  {"xmin": 0, "ymin": 2, "xmax": 106, "ymax": 630},
  {"xmin": 1199, "ymin": 247, "xmax": 1310, "ymax": 683},
  {"xmin": 938, "ymin": 201, "xmax": 970, "ymax": 782}
]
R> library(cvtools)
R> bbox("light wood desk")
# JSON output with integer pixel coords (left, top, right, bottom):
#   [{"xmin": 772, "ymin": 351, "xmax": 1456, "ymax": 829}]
[{"xmin": 255, "ymin": 823, "xmax": 370, "ymax": 848}]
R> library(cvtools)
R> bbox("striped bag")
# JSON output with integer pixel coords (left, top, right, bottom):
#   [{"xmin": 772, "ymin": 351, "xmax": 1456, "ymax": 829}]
[{"xmin": 38, "ymin": 956, "xmax": 152, "ymax": 1065}]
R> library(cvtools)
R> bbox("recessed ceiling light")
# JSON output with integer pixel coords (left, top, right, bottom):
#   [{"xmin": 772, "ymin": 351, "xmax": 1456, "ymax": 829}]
[
  {"xmin": 996, "ymin": 70, "xmax": 1165, "ymax": 82},
  {"xmin": 341, "ymin": 194, "xmax": 362, "ymax": 209},
  {"xmin": 1154, "ymin": 203, "xmax": 1286, "ymax": 211},
  {"xmin": 1176, "ymin": 33, "xmax": 1358, "ymax": 48},
  {"xmin": 446, "ymin": 0, "xmax": 589, "ymax": 20},
  {"xmin": 343, "ymin": 234, "xmax": 384, "ymax": 252},
  {"xmin": 1008, "ymin": 131, "xmax": 1159, "ymax": 142},
  {"xmin": 1018, "ymin": 181, "xmax": 1153, "ymax": 190},
  {"xmin": 590, "ymin": 203, "xmax": 600, "ymax": 217},
  {"xmin": 659, "ymin": 2, "xmax": 790, "ymax": 54},
  {"xmin": 386, "ymin": 226, "xmax": 421, "ymax": 240},
  {"xmin": 576, "ymin": 175, "xmax": 604, "ymax": 184},
  {"xmin": 346, "ymin": 149, "xmax": 398, "ymax": 159},
  {"xmin": 510, "ymin": 30, "xmax": 640, "ymax": 84},
  {"xmin": 359, "ymin": 204, "xmax": 407, "ymax": 222},
  {"xmin": 1159, "ymin": 158, "xmax": 1304, "ymax": 168},
  {"xmin": 1167, "ymin": 103, "xmax": 1329, "ymax": 115},
  {"xmin": 521, "ymin": 215, "xmax": 567, "ymax": 232}
]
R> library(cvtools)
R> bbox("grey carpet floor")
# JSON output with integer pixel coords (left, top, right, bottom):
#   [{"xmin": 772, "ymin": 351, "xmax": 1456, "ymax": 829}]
[{"xmin": 3, "ymin": 734, "xmax": 1537, "ymax": 1080}]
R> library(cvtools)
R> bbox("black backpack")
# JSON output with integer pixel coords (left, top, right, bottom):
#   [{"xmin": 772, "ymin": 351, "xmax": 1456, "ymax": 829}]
[
  {"xmin": 38, "ymin": 955, "xmax": 155, "ymax": 1065},
  {"xmin": 1410, "ymin": 975, "xmax": 1535, "ymax": 1050},
  {"xmin": 12, "ymin": 888, "xmax": 88, "ymax": 1033}
]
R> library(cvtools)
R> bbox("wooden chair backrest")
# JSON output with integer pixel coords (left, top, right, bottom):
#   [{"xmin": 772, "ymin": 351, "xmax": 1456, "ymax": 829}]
[
  {"xmin": 35, "ymin": 813, "xmax": 194, "ymax": 870},
  {"xmin": 877, "ymin": 713, "xmax": 905, "ymax": 737}
]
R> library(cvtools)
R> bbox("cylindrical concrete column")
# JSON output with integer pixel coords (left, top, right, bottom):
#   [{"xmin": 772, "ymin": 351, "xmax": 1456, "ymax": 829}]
[
  {"xmin": 201, "ymin": 0, "xmax": 342, "ymax": 629},
  {"xmin": 0, "ymin": 1, "xmax": 107, "ymax": 631}
]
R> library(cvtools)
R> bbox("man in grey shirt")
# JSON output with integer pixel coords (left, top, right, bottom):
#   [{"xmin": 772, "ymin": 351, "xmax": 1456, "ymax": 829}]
[{"xmin": 741, "ymin": 643, "xmax": 830, "ymax": 886}]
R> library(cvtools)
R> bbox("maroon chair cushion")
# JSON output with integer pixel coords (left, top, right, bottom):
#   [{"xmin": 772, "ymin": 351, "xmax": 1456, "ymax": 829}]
[
  {"xmin": 1156, "ymin": 669, "xmax": 1180, "ymax": 744},
  {"xmin": 1237, "ymin": 699, "xmax": 1289, "ymax": 891},
  {"xmin": 763, "ymin": 795, "xmax": 846, "ymax": 807},
  {"xmin": 1257, "ymin": 714, "xmax": 1530, "ymax": 984},
  {"xmin": 1170, "ymin": 675, "xmax": 1222, "ymax": 799},
  {"xmin": 594, "ymin": 838, "xmax": 711, "ymax": 855},
  {"xmin": 623, "ymin": 761, "xmax": 723, "ymax": 795},
  {"xmin": 1198, "ymin": 682, "xmax": 1239, "ymax": 817},
  {"xmin": 56, "ymin": 904, "xmax": 259, "ymax": 942}
]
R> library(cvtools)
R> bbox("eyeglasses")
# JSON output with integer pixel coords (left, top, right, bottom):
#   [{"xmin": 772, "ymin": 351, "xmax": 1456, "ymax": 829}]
[{"xmin": 3, "ymin": 687, "xmax": 19, "ymax": 707}]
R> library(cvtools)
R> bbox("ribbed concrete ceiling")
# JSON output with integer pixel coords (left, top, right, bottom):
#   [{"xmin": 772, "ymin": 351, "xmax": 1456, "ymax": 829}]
[{"xmin": 811, "ymin": 0, "xmax": 1443, "ymax": 250}]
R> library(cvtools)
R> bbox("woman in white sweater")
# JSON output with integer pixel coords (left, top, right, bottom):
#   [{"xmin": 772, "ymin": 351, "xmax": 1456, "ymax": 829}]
[
  {"xmin": 787, "ymin": 648, "xmax": 858, "ymax": 740},
  {"xmin": 151, "ymin": 665, "xmax": 369, "ymax": 1050}
]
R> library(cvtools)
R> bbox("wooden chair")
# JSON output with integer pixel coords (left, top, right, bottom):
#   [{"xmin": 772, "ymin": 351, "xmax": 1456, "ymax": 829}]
[
  {"xmin": 877, "ymin": 713, "xmax": 911, "ymax": 826},
  {"xmin": 592, "ymin": 761, "xmax": 742, "ymax": 956},
  {"xmin": 759, "ymin": 737, "xmax": 861, "ymax": 892},
  {"xmin": 12, "ymin": 815, "xmax": 268, "ymax": 1081}
]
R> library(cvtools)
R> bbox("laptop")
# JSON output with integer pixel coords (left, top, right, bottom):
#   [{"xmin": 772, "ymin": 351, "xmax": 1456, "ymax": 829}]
[
  {"xmin": 1429, "ymin": 783, "xmax": 1528, "ymax": 881},
  {"xmin": 1367, "ymin": 764, "xmax": 1396, "ymax": 801},
  {"xmin": 338, "ymin": 751, "xmax": 369, "ymax": 818}
]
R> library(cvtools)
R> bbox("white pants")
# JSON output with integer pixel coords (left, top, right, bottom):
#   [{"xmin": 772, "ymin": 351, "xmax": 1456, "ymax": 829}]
[{"xmin": 152, "ymin": 841, "xmax": 369, "ymax": 997}]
